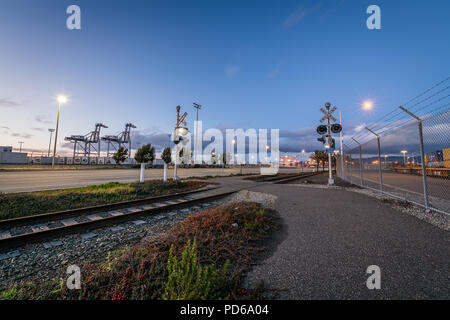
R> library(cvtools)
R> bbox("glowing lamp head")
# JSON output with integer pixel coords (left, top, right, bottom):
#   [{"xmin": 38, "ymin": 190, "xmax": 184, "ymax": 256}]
[
  {"xmin": 363, "ymin": 101, "xmax": 373, "ymax": 110},
  {"xmin": 176, "ymin": 127, "xmax": 188, "ymax": 135},
  {"xmin": 57, "ymin": 95, "xmax": 68, "ymax": 104}
]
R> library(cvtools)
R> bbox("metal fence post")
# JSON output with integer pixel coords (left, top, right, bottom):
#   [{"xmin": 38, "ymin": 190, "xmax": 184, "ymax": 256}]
[
  {"xmin": 352, "ymin": 137, "xmax": 363, "ymax": 186},
  {"xmin": 399, "ymin": 106, "xmax": 430, "ymax": 209},
  {"xmin": 377, "ymin": 137, "xmax": 383, "ymax": 192},
  {"xmin": 418, "ymin": 120, "xmax": 430, "ymax": 208},
  {"xmin": 365, "ymin": 127, "xmax": 383, "ymax": 192}
]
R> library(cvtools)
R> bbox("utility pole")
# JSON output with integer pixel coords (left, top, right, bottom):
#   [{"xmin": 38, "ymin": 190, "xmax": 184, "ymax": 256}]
[
  {"xmin": 18, "ymin": 141, "xmax": 24, "ymax": 153},
  {"xmin": 48, "ymin": 128, "xmax": 55, "ymax": 157}
]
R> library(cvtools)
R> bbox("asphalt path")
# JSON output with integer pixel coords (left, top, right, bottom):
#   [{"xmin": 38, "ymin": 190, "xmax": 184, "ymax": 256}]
[{"xmin": 244, "ymin": 181, "xmax": 450, "ymax": 299}]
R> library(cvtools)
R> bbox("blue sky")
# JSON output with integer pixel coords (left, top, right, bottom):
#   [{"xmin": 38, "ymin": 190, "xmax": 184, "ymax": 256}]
[{"xmin": 0, "ymin": 0, "xmax": 449, "ymax": 155}]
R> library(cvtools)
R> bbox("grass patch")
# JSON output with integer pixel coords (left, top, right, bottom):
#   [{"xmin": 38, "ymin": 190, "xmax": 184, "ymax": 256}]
[
  {"xmin": 0, "ymin": 180, "xmax": 208, "ymax": 220},
  {"xmin": 2, "ymin": 201, "xmax": 277, "ymax": 300}
]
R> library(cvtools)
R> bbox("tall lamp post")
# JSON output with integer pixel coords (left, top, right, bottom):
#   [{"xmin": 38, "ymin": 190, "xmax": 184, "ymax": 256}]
[
  {"xmin": 339, "ymin": 101, "xmax": 373, "ymax": 171},
  {"xmin": 401, "ymin": 150, "xmax": 407, "ymax": 165},
  {"xmin": 52, "ymin": 95, "xmax": 67, "ymax": 168},
  {"xmin": 193, "ymin": 103, "xmax": 202, "ymax": 164},
  {"xmin": 48, "ymin": 128, "xmax": 55, "ymax": 157}
]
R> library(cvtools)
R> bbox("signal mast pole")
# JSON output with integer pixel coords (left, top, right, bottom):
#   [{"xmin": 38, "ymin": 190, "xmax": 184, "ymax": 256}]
[{"xmin": 326, "ymin": 104, "xmax": 334, "ymax": 185}]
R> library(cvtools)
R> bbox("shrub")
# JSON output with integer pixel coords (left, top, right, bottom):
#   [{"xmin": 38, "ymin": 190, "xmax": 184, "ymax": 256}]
[
  {"xmin": 163, "ymin": 239, "xmax": 229, "ymax": 300},
  {"xmin": 3, "ymin": 202, "xmax": 276, "ymax": 300},
  {"xmin": 134, "ymin": 144, "xmax": 155, "ymax": 164},
  {"xmin": 162, "ymin": 147, "xmax": 172, "ymax": 164},
  {"xmin": 113, "ymin": 147, "xmax": 128, "ymax": 165}
]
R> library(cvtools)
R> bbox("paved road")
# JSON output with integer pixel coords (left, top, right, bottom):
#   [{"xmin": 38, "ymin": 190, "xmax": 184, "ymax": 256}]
[
  {"xmin": 244, "ymin": 181, "xmax": 449, "ymax": 299},
  {"xmin": 0, "ymin": 167, "xmax": 313, "ymax": 193},
  {"xmin": 346, "ymin": 170, "xmax": 450, "ymax": 200}
]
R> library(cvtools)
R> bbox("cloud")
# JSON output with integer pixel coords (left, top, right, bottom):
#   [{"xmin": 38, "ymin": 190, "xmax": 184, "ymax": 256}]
[
  {"xmin": 225, "ymin": 65, "xmax": 239, "ymax": 78},
  {"xmin": 10, "ymin": 132, "xmax": 33, "ymax": 139},
  {"xmin": 35, "ymin": 115, "xmax": 53, "ymax": 124},
  {"xmin": 283, "ymin": 5, "xmax": 320, "ymax": 29},
  {"xmin": 131, "ymin": 130, "xmax": 171, "ymax": 151},
  {"xmin": 32, "ymin": 127, "xmax": 45, "ymax": 132},
  {"xmin": 1, "ymin": 126, "xmax": 9, "ymax": 130},
  {"xmin": 0, "ymin": 97, "xmax": 20, "ymax": 107}
]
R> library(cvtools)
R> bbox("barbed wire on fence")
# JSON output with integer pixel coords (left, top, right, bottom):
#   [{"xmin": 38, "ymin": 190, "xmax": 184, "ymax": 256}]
[
  {"xmin": 346, "ymin": 76, "xmax": 450, "ymax": 150},
  {"xmin": 338, "ymin": 77, "xmax": 450, "ymax": 215}
]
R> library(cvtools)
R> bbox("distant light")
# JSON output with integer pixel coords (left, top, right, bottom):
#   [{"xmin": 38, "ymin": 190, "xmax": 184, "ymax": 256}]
[
  {"xmin": 401, "ymin": 150, "xmax": 407, "ymax": 154},
  {"xmin": 301, "ymin": 149, "xmax": 306, "ymax": 153},
  {"xmin": 57, "ymin": 95, "xmax": 68, "ymax": 104},
  {"xmin": 363, "ymin": 100, "xmax": 373, "ymax": 110},
  {"xmin": 325, "ymin": 144, "xmax": 330, "ymax": 149}
]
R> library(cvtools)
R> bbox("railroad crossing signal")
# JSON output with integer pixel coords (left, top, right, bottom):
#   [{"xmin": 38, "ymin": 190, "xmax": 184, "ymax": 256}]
[
  {"xmin": 317, "ymin": 102, "xmax": 339, "ymax": 186},
  {"xmin": 320, "ymin": 105, "xmax": 337, "ymax": 123}
]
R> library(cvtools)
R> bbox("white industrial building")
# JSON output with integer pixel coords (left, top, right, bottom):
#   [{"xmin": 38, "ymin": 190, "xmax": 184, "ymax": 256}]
[{"xmin": 0, "ymin": 146, "xmax": 27, "ymax": 164}]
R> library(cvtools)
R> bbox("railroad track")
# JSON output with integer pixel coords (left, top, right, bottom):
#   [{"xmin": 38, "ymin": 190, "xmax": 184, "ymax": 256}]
[
  {"xmin": 245, "ymin": 171, "xmax": 320, "ymax": 183},
  {"xmin": 0, "ymin": 172, "xmax": 322, "ymax": 251},
  {"xmin": 0, "ymin": 187, "xmax": 234, "ymax": 250},
  {"xmin": 272, "ymin": 171, "xmax": 322, "ymax": 184}
]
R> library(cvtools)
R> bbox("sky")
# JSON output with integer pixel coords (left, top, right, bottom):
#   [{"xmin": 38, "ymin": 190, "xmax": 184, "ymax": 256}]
[{"xmin": 0, "ymin": 0, "xmax": 449, "ymax": 156}]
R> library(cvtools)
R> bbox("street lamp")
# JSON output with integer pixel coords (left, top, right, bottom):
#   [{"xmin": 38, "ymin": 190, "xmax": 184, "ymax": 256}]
[
  {"xmin": 401, "ymin": 150, "xmax": 407, "ymax": 165},
  {"xmin": 193, "ymin": 102, "xmax": 202, "ymax": 163},
  {"xmin": 339, "ymin": 100, "xmax": 373, "ymax": 172},
  {"xmin": 52, "ymin": 95, "xmax": 67, "ymax": 168},
  {"xmin": 48, "ymin": 128, "xmax": 55, "ymax": 157},
  {"xmin": 339, "ymin": 101, "xmax": 373, "ymax": 155}
]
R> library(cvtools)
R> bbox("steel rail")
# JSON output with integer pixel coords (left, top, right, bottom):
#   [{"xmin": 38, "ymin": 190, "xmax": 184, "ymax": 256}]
[
  {"xmin": 0, "ymin": 189, "xmax": 234, "ymax": 250},
  {"xmin": 0, "ymin": 186, "xmax": 216, "ymax": 230}
]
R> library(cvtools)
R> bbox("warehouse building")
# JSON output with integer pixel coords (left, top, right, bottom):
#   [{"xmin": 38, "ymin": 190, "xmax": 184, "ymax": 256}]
[{"xmin": 0, "ymin": 146, "xmax": 27, "ymax": 164}]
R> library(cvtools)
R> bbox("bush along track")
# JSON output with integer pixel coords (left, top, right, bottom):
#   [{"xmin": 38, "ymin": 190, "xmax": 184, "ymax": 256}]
[{"xmin": 1, "ymin": 201, "xmax": 278, "ymax": 300}]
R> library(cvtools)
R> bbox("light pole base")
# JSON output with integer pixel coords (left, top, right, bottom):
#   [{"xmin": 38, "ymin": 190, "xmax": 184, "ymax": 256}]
[{"xmin": 328, "ymin": 178, "xmax": 335, "ymax": 186}]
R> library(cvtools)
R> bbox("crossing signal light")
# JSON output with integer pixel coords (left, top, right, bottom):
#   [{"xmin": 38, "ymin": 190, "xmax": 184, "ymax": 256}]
[
  {"xmin": 331, "ymin": 123, "xmax": 342, "ymax": 134},
  {"xmin": 316, "ymin": 125, "xmax": 327, "ymax": 135}
]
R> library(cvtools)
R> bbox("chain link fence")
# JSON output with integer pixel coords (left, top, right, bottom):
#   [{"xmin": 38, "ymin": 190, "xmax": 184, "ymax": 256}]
[{"xmin": 337, "ymin": 109, "xmax": 450, "ymax": 215}]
